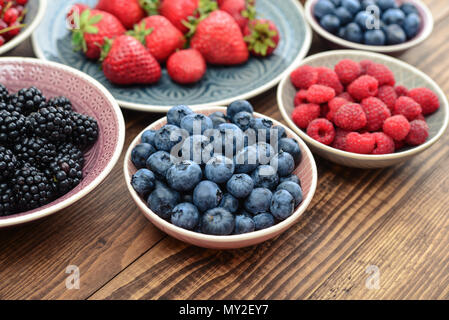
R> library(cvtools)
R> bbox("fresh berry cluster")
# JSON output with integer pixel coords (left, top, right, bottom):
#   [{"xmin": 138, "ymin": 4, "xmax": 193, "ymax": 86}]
[
  {"xmin": 67, "ymin": 0, "xmax": 280, "ymax": 86},
  {"xmin": 0, "ymin": 84, "xmax": 99, "ymax": 217},
  {"xmin": 314, "ymin": 0, "xmax": 422, "ymax": 46},
  {"xmin": 290, "ymin": 59, "xmax": 439, "ymax": 154},
  {"xmin": 131, "ymin": 101, "xmax": 304, "ymax": 235},
  {"xmin": 0, "ymin": 0, "xmax": 28, "ymax": 47}
]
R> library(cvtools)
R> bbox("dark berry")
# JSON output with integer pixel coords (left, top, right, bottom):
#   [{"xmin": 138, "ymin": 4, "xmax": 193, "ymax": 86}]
[
  {"xmin": 9, "ymin": 86, "xmax": 46, "ymax": 115},
  {"xmin": 0, "ymin": 84, "xmax": 9, "ymax": 102},
  {"xmin": 0, "ymin": 146, "xmax": 19, "ymax": 181},
  {"xmin": 47, "ymin": 96, "xmax": 73, "ymax": 111},
  {"xmin": 29, "ymin": 106, "xmax": 75, "ymax": 143},
  {"xmin": 0, "ymin": 110, "xmax": 28, "ymax": 144},
  {"xmin": 13, "ymin": 136, "xmax": 57, "ymax": 168},
  {"xmin": 0, "ymin": 182, "xmax": 17, "ymax": 216}
]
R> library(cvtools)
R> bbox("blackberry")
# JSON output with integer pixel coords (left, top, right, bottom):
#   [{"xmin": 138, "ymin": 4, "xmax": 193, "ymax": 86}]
[
  {"xmin": 0, "ymin": 110, "xmax": 28, "ymax": 145},
  {"xmin": 71, "ymin": 112, "xmax": 99, "ymax": 149},
  {"xmin": 29, "ymin": 106, "xmax": 75, "ymax": 143},
  {"xmin": 0, "ymin": 101, "xmax": 22, "ymax": 114},
  {"xmin": 11, "ymin": 165, "xmax": 55, "ymax": 211},
  {"xmin": 9, "ymin": 86, "xmax": 46, "ymax": 115},
  {"xmin": 0, "ymin": 84, "xmax": 9, "ymax": 102},
  {"xmin": 13, "ymin": 136, "xmax": 57, "ymax": 168},
  {"xmin": 47, "ymin": 96, "xmax": 73, "ymax": 111},
  {"xmin": 0, "ymin": 146, "xmax": 19, "ymax": 181},
  {"xmin": 0, "ymin": 183, "xmax": 17, "ymax": 216}
]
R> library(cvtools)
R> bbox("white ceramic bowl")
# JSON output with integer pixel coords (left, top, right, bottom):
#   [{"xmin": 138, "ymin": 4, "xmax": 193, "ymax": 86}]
[
  {"xmin": 277, "ymin": 50, "xmax": 449, "ymax": 168},
  {"xmin": 124, "ymin": 107, "xmax": 318, "ymax": 249},
  {"xmin": 0, "ymin": 0, "xmax": 47, "ymax": 55},
  {"xmin": 305, "ymin": 0, "xmax": 433, "ymax": 53}
]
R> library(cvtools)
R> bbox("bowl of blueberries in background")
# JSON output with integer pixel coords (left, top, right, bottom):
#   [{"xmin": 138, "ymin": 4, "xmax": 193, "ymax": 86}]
[
  {"xmin": 305, "ymin": 0, "xmax": 433, "ymax": 53},
  {"xmin": 124, "ymin": 102, "xmax": 318, "ymax": 249}
]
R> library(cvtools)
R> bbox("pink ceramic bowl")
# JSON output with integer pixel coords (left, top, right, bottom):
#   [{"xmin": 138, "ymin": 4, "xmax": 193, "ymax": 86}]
[
  {"xmin": 0, "ymin": 58, "xmax": 125, "ymax": 228},
  {"xmin": 124, "ymin": 107, "xmax": 318, "ymax": 249}
]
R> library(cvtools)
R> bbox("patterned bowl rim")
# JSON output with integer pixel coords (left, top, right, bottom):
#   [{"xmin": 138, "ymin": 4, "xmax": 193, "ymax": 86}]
[
  {"xmin": 0, "ymin": 0, "xmax": 48, "ymax": 55},
  {"xmin": 30, "ymin": 0, "xmax": 312, "ymax": 113},
  {"xmin": 304, "ymin": 0, "xmax": 434, "ymax": 53},
  {"xmin": 123, "ymin": 107, "xmax": 318, "ymax": 245},
  {"xmin": 277, "ymin": 49, "xmax": 449, "ymax": 161},
  {"xmin": 0, "ymin": 57, "xmax": 125, "ymax": 228}
]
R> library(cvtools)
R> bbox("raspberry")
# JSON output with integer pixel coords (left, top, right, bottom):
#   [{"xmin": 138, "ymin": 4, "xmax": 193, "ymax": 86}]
[
  {"xmin": 338, "ymin": 92, "xmax": 354, "ymax": 102},
  {"xmin": 316, "ymin": 67, "xmax": 344, "ymax": 95},
  {"xmin": 290, "ymin": 65, "xmax": 318, "ymax": 89},
  {"xmin": 334, "ymin": 59, "xmax": 362, "ymax": 85},
  {"xmin": 345, "ymin": 132, "xmax": 375, "ymax": 154},
  {"xmin": 327, "ymin": 97, "xmax": 349, "ymax": 121},
  {"xmin": 291, "ymin": 103, "xmax": 320, "ymax": 129},
  {"xmin": 376, "ymin": 85, "xmax": 397, "ymax": 112},
  {"xmin": 306, "ymin": 84, "xmax": 336, "ymax": 104},
  {"xmin": 405, "ymin": 120, "xmax": 429, "ymax": 146},
  {"xmin": 394, "ymin": 139, "xmax": 405, "ymax": 151},
  {"xmin": 359, "ymin": 59, "xmax": 374, "ymax": 74},
  {"xmin": 321, "ymin": 103, "xmax": 330, "ymax": 118},
  {"xmin": 361, "ymin": 97, "xmax": 391, "ymax": 131},
  {"xmin": 416, "ymin": 114, "xmax": 426, "ymax": 121},
  {"xmin": 347, "ymin": 75, "xmax": 379, "ymax": 101},
  {"xmin": 395, "ymin": 85, "xmax": 408, "ymax": 97},
  {"xmin": 372, "ymin": 132, "xmax": 395, "ymax": 154},
  {"xmin": 383, "ymin": 115, "xmax": 411, "ymax": 141},
  {"xmin": 294, "ymin": 89, "xmax": 308, "ymax": 106},
  {"xmin": 306, "ymin": 118, "xmax": 336, "ymax": 145},
  {"xmin": 333, "ymin": 103, "xmax": 367, "ymax": 131},
  {"xmin": 366, "ymin": 63, "xmax": 396, "ymax": 86},
  {"xmin": 407, "ymin": 87, "xmax": 440, "ymax": 115},
  {"xmin": 394, "ymin": 96, "xmax": 422, "ymax": 121},
  {"xmin": 331, "ymin": 128, "xmax": 350, "ymax": 150}
]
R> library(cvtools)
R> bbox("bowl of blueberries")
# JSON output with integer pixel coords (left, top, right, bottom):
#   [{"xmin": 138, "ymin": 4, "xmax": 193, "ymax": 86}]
[
  {"xmin": 124, "ymin": 101, "xmax": 318, "ymax": 249},
  {"xmin": 305, "ymin": 0, "xmax": 433, "ymax": 53}
]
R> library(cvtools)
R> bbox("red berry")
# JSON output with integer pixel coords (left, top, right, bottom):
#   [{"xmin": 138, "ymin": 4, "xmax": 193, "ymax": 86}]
[
  {"xmin": 334, "ymin": 59, "xmax": 362, "ymax": 85},
  {"xmin": 361, "ymin": 97, "xmax": 391, "ymax": 132},
  {"xmin": 316, "ymin": 67, "xmax": 344, "ymax": 95},
  {"xmin": 394, "ymin": 96, "xmax": 422, "ymax": 121},
  {"xmin": 327, "ymin": 97, "xmax": 348, "ymax": 121},
  {"xmin": 291, "ymin": 103, "xmax": 321, "ymax": 129},
  {"xmin": 333, "ymin": 103, "xmax": 367, "ymax": 131},
  {"xmin": 3, "ymin": 8, "xmax": 19, "ymax": 25},
  {"xmin": 331, "ymin": 128, "xmax": 350, "ymax": 150},
  {"xmin": 294, "ymin": 89, "xmax": 308, "ymax": 106},
  {"xmin": 306, "ymin": 84, "xmax": 335, "ymax": 104},
  {"xmin": 338, "ymin": 92, "xmax": 354, "ymax": 102},
  {"xmin": 359, "ymin": 59, "xmax": 374, "ymax": 74},
  {"xmin": 376, "ymin": 85, "xmax": 397, "ymax": 112},
  {"xmin": 383, "ymin": 115, "xmax": 411, "ymax": 141},
  {"xmin": 405, "ymin": 120, "xmax": 429, "ymax": 146},
  {"xmin": 290, "ymin": 65, "xmax": 318, "ymax": 90},
  {"xmin": 16, "ymin": 0, "xmax": 28, "ymax": 5},
  {"xmin": 407, "ymin": 87, "xmax": 440, "ymax": 115},
  {"xmin": 167, "ymin": 49, "xmax": 206, "ymax": 84},
  {"xmin": 372, "ymin": 132, "xmax": 395, "ymax": 154},
  {"xmin": 6, "ymin": 21, "xmax": 21, "ymax": 38},
  {"xmin": 347, "ymin": 75, "xmax": 379, "ymax": 101},
  {"xmin": 365, "ymin": 63, "xmax": 395, "ymax": 86},
  {"xmin": 394, "ymin": 139, "xmax": 405, "ymax": 151},
  {"xmin": 306, "ymin": 118, "xmax": 336, "ymax": 145},
  {"xmin": 345, "ymin": 132, "xmax": 375, "ymax": 154},
  {"xmin": 321, "ymin": 103, "xmax": 330, "ymax": 118},
  {"xmin": 395, "ymin": 85, "xmax": 408, "ymax": 97}
]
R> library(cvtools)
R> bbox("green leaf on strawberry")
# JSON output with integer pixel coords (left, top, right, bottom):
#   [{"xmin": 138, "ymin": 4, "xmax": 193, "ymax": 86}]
[
  {"xmin": 244, "ymin": 21, "xmax": 278, "ymax": 57},
  {"xmin": 139, "ymin": 0, "xmax": 160, "ymax": 16},
  {"xmin": 71, "ymin": 9, "xmax": 103, "ymax": 53},
  {"xmin": 126, "ymin": 21, "xmax": 153, "ymax": 45}
]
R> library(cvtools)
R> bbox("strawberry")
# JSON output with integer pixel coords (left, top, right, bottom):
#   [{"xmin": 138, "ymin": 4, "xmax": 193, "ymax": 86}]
[
  {"xmin": 243, "ymin": 18, "xmax": 279, "ymax": 57},
  {"xmin": 219, "ymin": 0, "xmax": 256, "ymax": 31},
  {"xmin": 190, "ymin": 10, "xmax": 249, "ymax": 65},
  {"xmin": 101, "ymin": 35, "xmax": 162, "ymax": 85},
  {"xmin": 66, "ymin": 3, "xmax": 89, "ymax": 20},
  {"xmin": 96, "ymin": 0, "xmax": 145, "ymax": 29},
  {"xmin": 167, "ymin": 49, "xmax": 206, "ymax": 84},
  {"xmin": 160, "ymin": 0, "xmax": 199, "ymax": 34},
  {"xmin": 128, "ymin": 15, "xmax": 185, "ymax": 63},
  {"xmin": 71, "ymin": 9, "xmax": 126, "ymax": 60}
]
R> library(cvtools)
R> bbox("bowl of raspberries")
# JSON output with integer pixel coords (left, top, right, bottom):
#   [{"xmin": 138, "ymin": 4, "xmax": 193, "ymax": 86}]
[
  {"xmin": 124, "ymin": 102, "xmax": 317, "ymax": 249},
  {"xmin": 305, "ymin": 0, "xmax": 433, "ymax": 53},
  {"xmin": 0, "ymin": 58, "xmax": 125, "ymax": 227},
  {"xmin": 277, "ymin": 50, "xmax": 448, "ymax": 168}
]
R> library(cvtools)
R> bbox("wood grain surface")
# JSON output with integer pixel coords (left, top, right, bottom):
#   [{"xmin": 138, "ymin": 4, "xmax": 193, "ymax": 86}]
[{"xmin": 1, "ymin": 0, "xmax": 449, "ymax": 300}]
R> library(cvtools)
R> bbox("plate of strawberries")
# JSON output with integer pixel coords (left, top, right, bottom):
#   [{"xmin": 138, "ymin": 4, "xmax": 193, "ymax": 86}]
[{"xmin": 31, "ymin": 0, "xmax": 311, "ymax": 112}]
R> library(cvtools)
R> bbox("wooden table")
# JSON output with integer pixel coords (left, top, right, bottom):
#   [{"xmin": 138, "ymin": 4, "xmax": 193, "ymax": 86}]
[{"xmin": 1, "ymin": 0, "xmax": 449, "ymax": 300}]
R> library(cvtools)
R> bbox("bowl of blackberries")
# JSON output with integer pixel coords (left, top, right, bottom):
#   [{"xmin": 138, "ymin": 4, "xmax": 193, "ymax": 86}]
[
  {"xmin": 0, "ymin": 57, "xmax": 125, "ymax": 227},
  {"xmin": 124, "ymin": 101, "xmax": 318, "ymax": 249},
  {"xmin": 305, "ymin": 0, "xmax": 433, "ymax": 53}
]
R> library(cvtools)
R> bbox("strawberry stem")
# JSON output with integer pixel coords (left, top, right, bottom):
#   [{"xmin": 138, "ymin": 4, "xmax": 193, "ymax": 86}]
[{"xmin": 139, "ymin": 0, "xmax": 160, "ymax": 16}]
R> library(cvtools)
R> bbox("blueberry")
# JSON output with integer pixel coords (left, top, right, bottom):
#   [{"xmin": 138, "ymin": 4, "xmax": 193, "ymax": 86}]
[
  {"xmin": 210, "ymin": 111, "xmax": 228, "ymax": 129},
  {"xmin": 341, "ymin": 0, "xmax": 361, "ymax": 15},
  {"xmin": 181, "ymin": 135, "xmax": 213, "ymax": 165},
  {"xmin": 131, "ymin": 143, "xmax": 156, "ymax": 169},
  {"xmin": 131, "ymin": 168, "xmax": 156, "ymax": 196},
  {"xmin": 271, "ymin": 126, "xmax": 287, "ymax": 141},
  {"xmin": 167, "ymin": 105, "xmax": 194, "ymax": 127},
  {"xmin": 382, "ymin": 8, "xmax": 405, "ymax": 25},
  {"xmin": 227, "ymin": 173, "xmax": 254, "ymax": 199},
  {"xmin": 271, "ymin": 151, "xmax": 295, "ymax": 177},
  {"xmin": 385, "ymin": 24, "xmax": 406, "ymax": 44},
  {"xmin": 314, "ymin": 0, "xmax": 336, "ymax": 19},
  {"xmin": 182, "ymin": 192, "xmax": 194, "ymax": 203},
  {"xmin": 364, "ymin": 29, "xmax": 386, "ymax": 45},
  {"xmin": 219, "ymin": 193, "xmax": 239, "ymax": 214},
  {"xmin": 278, "ymin": 138, "xmax": 302, "ymax": 165},
  {"xmin": 153, "ymin": 124, "xmax": 185, "ymax": 152},
  {"xmin": 335, "ymin": 6, "xmax": 353, "ymax": 26},
  {"xmin": 234, "ymin": 145, "xmax": 259, "ymax": 174},
  {"xmin": 355, "ymin": 11, "xmax": 374, "ymax": 31},
  {"xmin": 141, "ymin": 129, "xmax": 156, "ymax": 147},
  {"xmin": 180, "ymin": 113, "xmax": 213, "ymax": 135},
  {"xmin": 146, "ymin": 151, "xmax": 174, "ymax": 180},
  {"xmin": 193, "ymin": 180, "xmax": 223, "ymax": 212},
  {"xmin": 338, "ymin": 26, "xmax": 346, "ymax": 38},
  {"xmin": 376, "ymin": 0, "xmax": 397, "ymax": 11},
  {"xmin": 171, "ymin": 202, "xmax": 199, "ymax": 230},
  {"xmin": 320, "ymin": 14, "xmax": 341, "ymax": 33},
  {"xmin": 253, "ymin": 213, "xmax": 275, "ymax": 230},
  {"xmin": 276, "ymin": 181, "xmax": 303, "ymax": 207},
  {"xmin": 205, "ymin": 155, "xmax": 235, "ymax": 184},
  {"xmin": 280, "ymin": 174, "xmax": 301, "ymax": 186},
  {"xmin": 361, "ymin": 0, "xmax": 376, "ymax": 10},
  {"xmin": 147, "ymin": 181, "xmax": 180, "ymax": 220},
  {"xmin": 216, "ymin": 123, "xmax": 244, "ymax": 157},
  {"xmin": 251, "ymin": 165, "xmax": 279, "ymax": 190},
  {"xmin": 343, "ymin": 22, "xmax": 363, "ymax": 43},
  {"xmin": 256, "ymin": 142, "xmax": 276, "ymax": 165},
  {"xmin": 201, "ymin": 208, "xmax": 235, "ymax": 235},
  {"xmin": 234, "ymin": 214, "xmax": 255, "ymax": 234},
  {"xmin": 403, "ymin": 13, "xmax": 421, "ymax": 39},
  {"xmin": 166, "ymin": 160, "xmax": 202, "ymax": 191},
  {"xmin": 227, "ymin": 100, "xmax": 254, "ymax": 121},
  {"xmin": 400, "ymin": 3, "xmax": 418, "ymax": 16},
  {"xmin": 245, "ymin": 188, "xmax": 273, "ymax": 214},
  {"xmin": 270, "ymin": 190, "xmax": 295, "ymax": 221},
  {"xmin": 249, "ymin": 118, "xmax": 273, "ymax": 143},
  {"xmin": 232, "ymin": 111, "xmax": 253, "ymax": 131}
]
